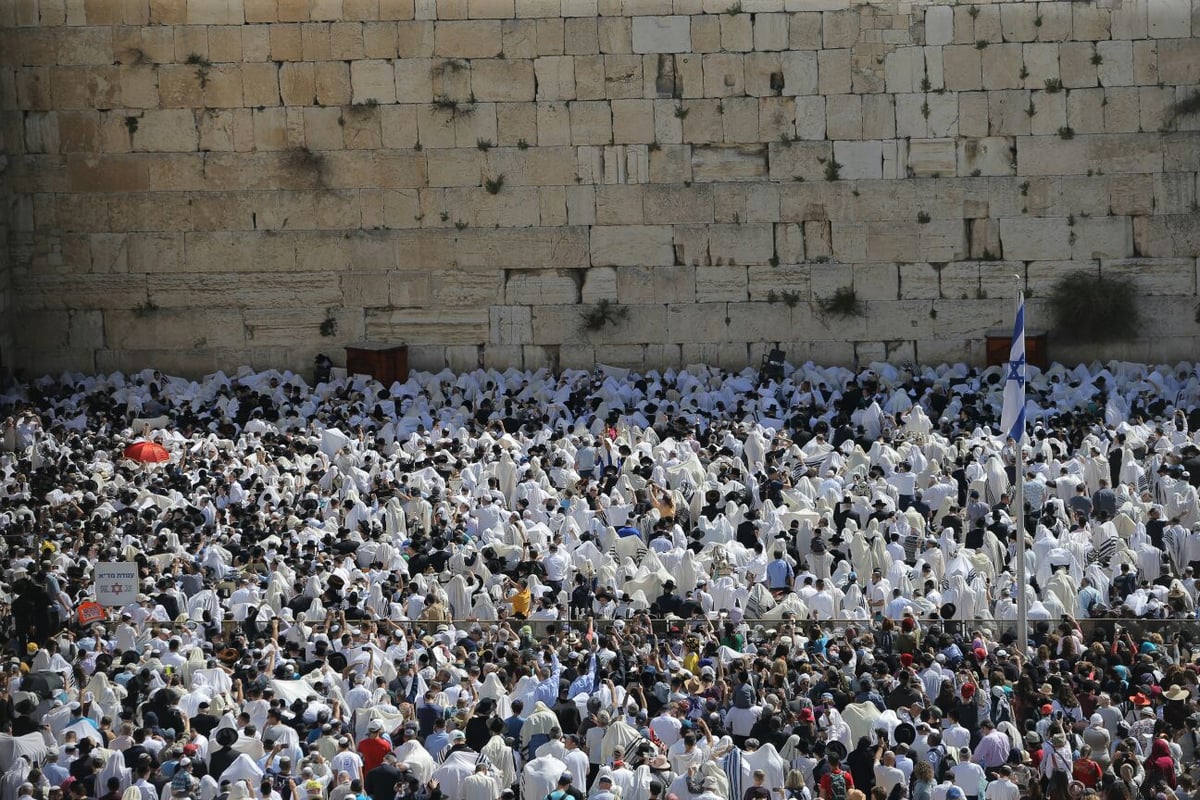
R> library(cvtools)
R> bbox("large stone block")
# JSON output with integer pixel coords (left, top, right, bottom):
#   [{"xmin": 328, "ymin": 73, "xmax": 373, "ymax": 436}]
[
  {"xmin": 615, "ymin": 265, "xmax": 695, "ymax": 305},
  {"xmin": 708, "ymin": 223, "xmax": 773, "ymax": 265},
  {"xmin": 1101, "ymin": 258, "xmax": 1196, "ymax": 296},
  {"xmin": 590, "ymin": 225, "xmax": 674, "ymax": 267},
  {"xmin": 908, "ymin": 138, "xmax": 956, "ymax": 178},
  {"xmin": 695, "ymin": 266, "xmax": 748, "ymax": 302},
  {"xmin": 957, "ymin": 136, "xmax": 1014, "ymax": 177},
  {"xmin": 999, "ymin": 217, "xmax": 1071, "ymax": 261},
  {"xmin": 691, "ymin": 144, "xmax": 767, "ymax": 183},
  {"xmin": 434, "ymin": 20, "xmax": 502, "ymax": 57},
  {"xmin": 631, "ymin": 16, "xmax": 690, "ymax": 54}
]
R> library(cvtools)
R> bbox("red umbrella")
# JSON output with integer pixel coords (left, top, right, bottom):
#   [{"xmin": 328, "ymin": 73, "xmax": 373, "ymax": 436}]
[{"xmin": 123, "ymin": 441, "xmax": 170, "ymax": 463}]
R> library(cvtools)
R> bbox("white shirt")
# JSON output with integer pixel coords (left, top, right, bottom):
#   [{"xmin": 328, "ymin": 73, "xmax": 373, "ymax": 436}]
[
  {"xmin": 874, "ymin": 763, "xmax": 905, "ymax": 796},
  {"xmin": 984, "ymin": 778, "xmax": 1019, "ymax": 800},
  {"xmin": 460, "ymin": 772, "xmax": 500, "ymax": 800},
  {"xmin": 649, "ymin": 714, "xmax": 682, "ymax": 748}
]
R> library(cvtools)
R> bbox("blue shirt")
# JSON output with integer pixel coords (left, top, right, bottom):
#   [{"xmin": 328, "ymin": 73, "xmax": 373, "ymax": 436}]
[
  {"xmin": 425, "ymin": 731, "xmax": 450, "ymax": 759},
  {"xmin": 504, "ymin": 714, "xmax": 524, "ymax": 742},
  {"xmin": 531, "ymin": 654, "xmax": 562, "ymax": 708},
  {"xmin": 766, "ymin": 558, "xmax": 794, "ymax": 590}
]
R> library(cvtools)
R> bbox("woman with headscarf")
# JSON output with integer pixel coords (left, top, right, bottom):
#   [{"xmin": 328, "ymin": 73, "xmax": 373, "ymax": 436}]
[{"xmin": 1141, "ymin": 737, "xmax": 1177, "ymax": 796}]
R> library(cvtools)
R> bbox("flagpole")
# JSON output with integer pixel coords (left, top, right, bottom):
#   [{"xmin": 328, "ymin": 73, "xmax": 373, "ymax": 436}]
[{"xmin": 1013, "ymin": 277, "xmax": 1029, "ymax": 659}]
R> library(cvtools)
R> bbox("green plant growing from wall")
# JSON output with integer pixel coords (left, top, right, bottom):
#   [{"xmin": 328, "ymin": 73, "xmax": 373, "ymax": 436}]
[
  {"xmin": 1048, "ymin": 270, "xmax": 1139, "ymax": 342},
  {"xmin": 133, "ymin": 298, "xmax": 159, "ymax": 317},
  {"xmin": 186, "ymin": 53, "xmax": 213, "ymax": 89},
  {"xmin": 817, "ymin": 286, "xmax": 864, "ymax": 318},
  {"xmin": 319, "ymin": 311, "xmax": 337, "ymax": 337},
  {"xmin": 580, "ymin": 299, "xmax": 629, "ymax": 332},
  {"xmin": 484, "ymin": 175, "xmax": 505, "ymax": 194}
]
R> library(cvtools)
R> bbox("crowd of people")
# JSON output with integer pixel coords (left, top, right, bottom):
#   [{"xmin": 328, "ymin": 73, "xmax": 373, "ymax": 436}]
[{"xmin": 2, "ymin": 358, "xmax": 1200, "ymax": 800}]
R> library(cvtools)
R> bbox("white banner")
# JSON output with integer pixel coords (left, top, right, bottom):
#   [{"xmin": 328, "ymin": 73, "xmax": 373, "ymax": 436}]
[{"xmin": 94, "ymin": 562, "xmax": 139, "ymax": 607}]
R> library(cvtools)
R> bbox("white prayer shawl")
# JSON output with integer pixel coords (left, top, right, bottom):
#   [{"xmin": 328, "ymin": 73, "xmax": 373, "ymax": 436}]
[
  {"xmin": 100, "ymin": 750, "xmax": 132, "ymax": 792},
  {"xmin": 841, "ymin": 702, "xmax": 883, "ymax": 744},
  {"xmin": 393, "ymin": 740, "xmax": 436, "ymax": 784},
  {"xmin": 600, "ymin": 720, "xmax": 647, "ymax": 766},
  {"xmin": 478, "ymin": 674, "xmax": 513, "ymax": 721},
  {"xmin": 480, "ymin": 736, "xmax": 516, "ymax": 790},
  {"xmin": 0, "ymin": 735, "xmax": 46, "ymax": 773},
  {"xmin": 1, "ymin": 759, "xmax": 30, "ymax": 800},
  {"xmin": 436, "ymin": 750, "xmax": 494, "ymax": 800},
  {"xmin": 743, "ymin": 745, "xmax": 787, "ymax": 799},
  {"xmin": 218, "ymin": 754, "xmax": 265, "ymax": 786},
  {"xmin": 523, "ymin": 755, "xmax": 568, "ymax": 800}
]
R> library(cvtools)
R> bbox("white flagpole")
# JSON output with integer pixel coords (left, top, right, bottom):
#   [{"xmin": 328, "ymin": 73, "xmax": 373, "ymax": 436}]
[{"xmin": 1013, "ymin": 276, "xmax": 1029, "ymax": 658}]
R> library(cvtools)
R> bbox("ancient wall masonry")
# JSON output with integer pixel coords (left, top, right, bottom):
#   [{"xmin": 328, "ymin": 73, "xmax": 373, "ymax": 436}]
[{"xmin": 1, "ymin": 0, "xmax": 1198, "ymax": 377}]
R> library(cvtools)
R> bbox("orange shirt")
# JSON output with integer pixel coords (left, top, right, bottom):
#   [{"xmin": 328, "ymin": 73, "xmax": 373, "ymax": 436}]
[{"xmin": 510, "ymin": 588, "xmax": 532, "ymax": 617}]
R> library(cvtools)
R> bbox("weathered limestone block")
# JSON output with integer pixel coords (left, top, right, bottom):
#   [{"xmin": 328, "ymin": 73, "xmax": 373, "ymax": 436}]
[
  {"xmin": 767, "ymin": 141, "xmax": 827, "ymax": 183},
  {"xmin": 106, "ymin": 308, "xmax": 245, "ymax": 350},
  {"xmin": 615, "ymin": 265, "xmax": 695, "ymax": 304},
  {"xmin": 957, "ymin": 136, "xmax": 1014, "ymax": 176},
  {"xmin": 793, "ymin": 95, "xmax": 826, "ymax": 140},
  {"xmin": 999, "ymin": 3, "xmax": 1038, "ymax": 42},
  {"xmin": 1132, "ymin": 216, "xmax": 1200, "ymax": 259},
  {"xmin": 825, "ymin": 94, "xmax": 862, "ymax": 139},
  {"xmin": 1087, "ymin": 133, "xmax": 1163, "ymax": 175},
  {"xmin": 350, "ymin": 59, "xmax": 397, "ymax": 103},
  {"xmin": 957, "ymin": 92, "xmax": 989, "ymax": 138},
  {"xmin": 1028, "ymin": 92, "xmax": 1066, "ymax": 136},
  {"xmin": 504, "ymin": 270, "xmax": 578, "ymax": 304},
  {"xmin": 1147, "ymin": 1, "xmax": 1188, "ymax": 39},
  {"xmin": 1035, "ymin": 4, "xmax": 1072, "ymax": 42},
  {"xmin": 691, "ymin": 144, "xmax": 767, "ymax": 182},
  {"xmin": 942, "ymin": 46, "xmax": 981, "ymax": 91},
  {"xmin": 834, "ymin": 140, "xmax": 882, "ymax": 180},
  {"xmin": 631, "ymin": 16, "xmax": 690, "ymax": 54},
  {"xmin": 643, "ymin": 184, "xmax": 713, "ymax": 224},
  {"xmin": 924, "ymin": 5, "xmax": 953, "ymax": 46},
  {"xmin": 1101, "ymin": 258, "xmax": 1196, "ymax": 296},
  {"xmin": 489, "ymin": 307, "xmax": 532, "ymax": 345},
  {"xmin": 695, "ymin": 266, "xmax": 749, "ymax": 302},
  {"xmin": 579, "ymin": 266, "xmax": 617, "ymax": 303},
  {"xmin": 1069, "ymin": 216, "xmax": 1133, "ymax": 260},
  {"xmin": 988, "ymin": 90, "xmax": 1032, "ymax": 136},
  {"xmin": 780, "ymin": 51, "xmax": 818, "ymax": 96},
  {"xmin": 1059, "ymin": 42, "xmax": 1098, "ymax": 89},
  {"xmin": 1071, "ymin": 4, "xmax": 1110, "ymax": 40},
  {"xmin": 906, "ymin": 138, "xmax": 956, "ymax": 177},
  {"xmin": 702, "ymin": 53, "xmax": 744, "ymax": 98},
  {"xmin": 1016, "ymin": 135, "xmax": 1087, "ymax": 175},
  {"xmin": 725, "ymin": 301, "xmax": 796, "ymax": 343},
  {"xmin": 366, "ymin": 308, "xmax": 488, "ymax": 344},
  {"xmin": 981, "ymin": 43, "xmax": 1022, "ymax": 91},
  {"xmin": 1158, "ymin": 39, "xmax": 1200, "ymax": 85},
  {"xmin": 590, "ymin": 225, "xmax": 673, "ymax": 266},
  {"xmin": 667, "ymin": 302, "xmax": 731, "ymax": 343},
  {"xmin": 999, "ymin": 217, "xmax": 1071, "ymax": 261},
  {"xmin": 1154, "ymin": 173, "xmax": 1197, "ymax": 216},
  {"xmin": 709, "ymin": 223, "xmax": 773, "ymax": 265},
  {"xmin": 1105, "ymin": 1, "xmax": 1143, "ymax": 39},
  {"xmin": 817, "ymin": 48, "xmax": 851, "ymax": 94},
  {"xmin": 1060, "ymin": 87, "xmax": 1103, "ymax": 134},
  {"xmin": 434, "ymin": 20, "xmax": 502, "ymax": 57},
  {"xmin": 569, "ymin": 100, "xmax": 611, "ymax": 144}
]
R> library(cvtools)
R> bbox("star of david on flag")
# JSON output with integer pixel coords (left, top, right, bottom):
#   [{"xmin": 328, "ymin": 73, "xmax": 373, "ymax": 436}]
[{"xmin": 1000, "ymin": 293, "xmax": 1026, "ymax": 443}]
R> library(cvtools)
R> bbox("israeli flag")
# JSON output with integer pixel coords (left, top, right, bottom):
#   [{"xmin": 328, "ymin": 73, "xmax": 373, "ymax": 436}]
[{"xmin": 1000, "ymin": 294, "xmax": 1027, "ymax": 442}]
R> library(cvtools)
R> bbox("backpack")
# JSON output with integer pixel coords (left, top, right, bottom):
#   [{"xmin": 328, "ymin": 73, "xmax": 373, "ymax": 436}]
[{"xmin": 828, "ymin": 771, "xmax": 848, "ymax": 800}]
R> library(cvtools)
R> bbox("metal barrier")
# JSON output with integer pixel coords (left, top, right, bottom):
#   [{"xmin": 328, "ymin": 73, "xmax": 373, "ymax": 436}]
[{"xmin": 385, "ymin": 616, "xmax": 1198, "ymax": 647}]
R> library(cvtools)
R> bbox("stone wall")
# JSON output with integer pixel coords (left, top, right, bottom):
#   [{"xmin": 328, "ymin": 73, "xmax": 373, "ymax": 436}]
[{"xmin": 1, "ymin": 0, "xmax": 1198, "ymax": 378}]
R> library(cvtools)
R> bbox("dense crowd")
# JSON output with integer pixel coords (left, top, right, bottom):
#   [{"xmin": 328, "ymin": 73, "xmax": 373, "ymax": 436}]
[{"xmin": 2, "ymin": 359, "xmax": 1200, "ymax": 800}]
